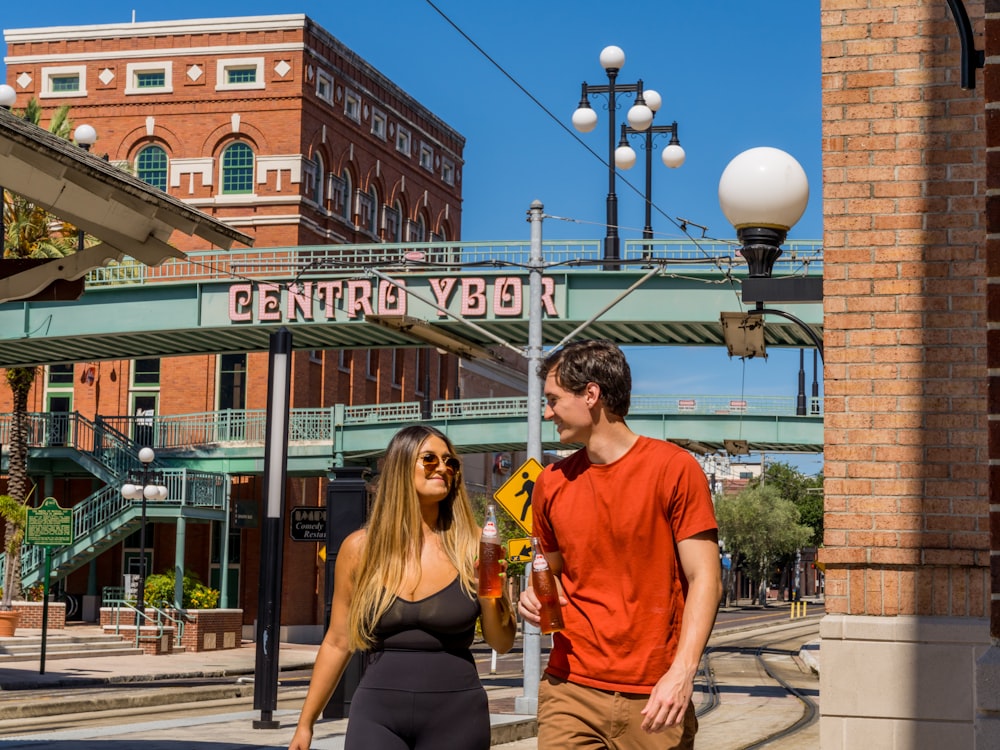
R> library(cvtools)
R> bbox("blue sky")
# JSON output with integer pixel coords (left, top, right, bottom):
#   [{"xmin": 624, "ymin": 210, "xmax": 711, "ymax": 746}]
[{"xmin": 1, "ymin": 1, "xmax": 823, "ymax": 470}]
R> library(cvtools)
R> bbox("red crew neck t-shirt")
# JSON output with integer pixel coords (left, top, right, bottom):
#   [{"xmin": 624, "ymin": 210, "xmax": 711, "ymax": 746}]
[{"xmin": 533, "ymin": 436, "xmax": 717, "ymax": 694}]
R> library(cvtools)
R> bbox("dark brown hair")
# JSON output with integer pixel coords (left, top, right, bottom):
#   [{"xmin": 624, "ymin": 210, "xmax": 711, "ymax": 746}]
[{"xmin": 538, "ymin": 339, "xmax": 631, "ymax": 417}]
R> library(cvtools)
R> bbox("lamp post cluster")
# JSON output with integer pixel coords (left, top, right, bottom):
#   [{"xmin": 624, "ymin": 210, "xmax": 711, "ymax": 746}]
[
  {"xmin": 120, "ymin": 446, "xmax": 168, "ymax": 615},
  {"xmin": 572, "ymin": 46, "xmax": 685, "ymax": 267}
]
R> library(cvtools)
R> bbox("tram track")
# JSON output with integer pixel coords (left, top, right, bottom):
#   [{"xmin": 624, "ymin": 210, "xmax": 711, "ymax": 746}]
[{"xmin": 695, "ymin": 619, "xmax": 820, "ymax": 749}]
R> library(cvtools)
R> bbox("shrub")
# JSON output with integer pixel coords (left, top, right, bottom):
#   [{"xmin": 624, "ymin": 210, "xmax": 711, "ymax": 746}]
[{"xmin": 142, "ymin": 570, "xmax": 220, "ymax": 610}]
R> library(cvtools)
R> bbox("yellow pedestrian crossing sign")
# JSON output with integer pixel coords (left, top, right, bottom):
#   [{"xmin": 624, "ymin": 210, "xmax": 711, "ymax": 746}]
[
  {"xmin": 493, "ymin": 457, "xmax": 543, "ymax": 534},
  {"xmin": 507, "ymin": 537, "xmax": 532, "ymax": 563}
]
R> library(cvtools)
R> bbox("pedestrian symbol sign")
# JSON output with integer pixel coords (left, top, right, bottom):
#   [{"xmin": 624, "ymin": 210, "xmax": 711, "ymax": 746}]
[
  {"xmin": 493, "ymin": 457, "xmax": 543, "ymax": 534},
  {"xmin": 507, "ymin": 537, "xmax": 532, "ymax": 563}
]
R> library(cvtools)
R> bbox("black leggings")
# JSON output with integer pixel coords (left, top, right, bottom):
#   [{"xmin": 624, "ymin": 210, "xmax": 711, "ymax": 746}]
[{"xmin": 345, "ymin": 684, "xmax": 490, "ymax": 749}]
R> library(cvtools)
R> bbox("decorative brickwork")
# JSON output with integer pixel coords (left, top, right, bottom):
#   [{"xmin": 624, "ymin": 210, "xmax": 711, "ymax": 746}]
[{"xmin": 172, "ymin": 608, "xmax": 243, "ymax": 652}]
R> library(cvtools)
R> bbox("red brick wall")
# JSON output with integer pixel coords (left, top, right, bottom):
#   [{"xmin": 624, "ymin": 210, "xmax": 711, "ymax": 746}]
[
  {"xmin": 13, "ymin": 601, "xmax": 66, "ymax": 629},
  {"xmin": 820, "ymin": 0, "xmax": 989, "ymax": 617}
]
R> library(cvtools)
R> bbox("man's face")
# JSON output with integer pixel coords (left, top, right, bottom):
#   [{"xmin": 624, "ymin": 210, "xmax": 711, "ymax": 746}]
[{"xmin": 543, "ymin": 371, "xmax": 593, "ymax": 444}]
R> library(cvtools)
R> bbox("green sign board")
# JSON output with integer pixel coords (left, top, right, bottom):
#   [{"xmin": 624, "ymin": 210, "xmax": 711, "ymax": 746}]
[{"xmin": 26, "ymin": 497, "xmax": 73, "ymax": 547}]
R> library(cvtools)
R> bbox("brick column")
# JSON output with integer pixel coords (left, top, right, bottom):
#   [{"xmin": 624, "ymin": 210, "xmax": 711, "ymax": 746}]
[{"xmin": 820, "ymin": 0, "xmax": 992, "ymax": 745}]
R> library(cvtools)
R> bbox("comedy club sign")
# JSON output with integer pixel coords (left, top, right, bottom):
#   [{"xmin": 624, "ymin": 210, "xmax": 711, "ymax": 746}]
[{"xmin": 227, "ymin": 275, "xmax": 560, "ymax": 324}]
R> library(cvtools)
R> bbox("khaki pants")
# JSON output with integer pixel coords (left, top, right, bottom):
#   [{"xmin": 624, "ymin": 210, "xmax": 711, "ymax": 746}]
[{"xmin": 537, "ymin": 674, "xmax": 697, "ymax": 750}]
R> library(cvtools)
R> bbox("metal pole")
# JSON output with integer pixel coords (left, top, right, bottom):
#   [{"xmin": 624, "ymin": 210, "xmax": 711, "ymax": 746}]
[
  {"xmin": 796, "ymin": 348, "xmax": 807, "ymax": 416},
  {"xmin": 137, "ymin": 463, "xmax": 148, "ymax": 617},
  {"xmin": 604, "ymin": 69, "xmax": 619, "ymax": 268},
  {"xmin": 516, "ymin": 200, "xmax": 545, "ymax": 715},
  {"xmin": 643, "ymin": 126, "xmax": 653, "ymax": 242},
  {"xmin": 811, "ymin": 349, "xmax": 820, "ymax": 415},
  {"xmin": 220, "ymin": 477, "xmax": 231, "ymax": 609},
  {"xmin": 254, "ymin": 327, "xmax": 293, "ymax": 729}
]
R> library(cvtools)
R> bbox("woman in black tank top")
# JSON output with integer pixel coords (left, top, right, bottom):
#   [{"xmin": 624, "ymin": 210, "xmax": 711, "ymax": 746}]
[{"xmin": 289, "ymin": 425, "xmax": 516, "ymax": 750}]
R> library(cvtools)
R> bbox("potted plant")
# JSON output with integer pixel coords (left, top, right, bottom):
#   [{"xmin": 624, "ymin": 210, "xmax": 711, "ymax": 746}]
[{"xmin": 0, "ymin": 494, "xmax": 27, "ymax": 635}]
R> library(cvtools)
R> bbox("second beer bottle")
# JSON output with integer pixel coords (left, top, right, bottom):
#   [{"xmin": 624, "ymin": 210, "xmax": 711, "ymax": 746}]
[
  {"xmin": 478, "ymin": 503, "xmax": 504, "ymax": 598},
  {"xmin": 530, "ymin": 536, "xmax": 564, "ymax": 634}
]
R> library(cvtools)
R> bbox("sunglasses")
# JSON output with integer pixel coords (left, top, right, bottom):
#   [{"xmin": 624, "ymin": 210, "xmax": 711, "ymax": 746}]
[{"xmin": 419, "ymin": 452, "xmax": 461, "ymax": 475}]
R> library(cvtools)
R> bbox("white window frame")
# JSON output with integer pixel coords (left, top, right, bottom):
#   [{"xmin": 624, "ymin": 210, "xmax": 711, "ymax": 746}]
[
  {"xmin": 419, "ymin": 143, "xmax": 434, "ymax": 172},
  {"xmin": 125, "ymin": 62, "xmax": 173, "ymax": 95},
  {"xmin": 441, "ymin": 158, "xmax": 455, "ymax": 186},
  {"xmin": 345, "ymin": 90, "xmax": 361, "ymax": 123},
  {"xmin": 371, "ymin": 110, "xmax": 387, "ymax": 140},
  {"xmin": 216, "ymin": 57, "xmax": 265, "ymax": 92},
  {"xmin": 316, "ymin": 70, "xmax": 333, "ymax": 103},
  {"xmin": 40, "ymin": 65, "xmax": 87, "ymax": 99},
  {"xmin": 396, "ymin": 127, "xmax": 411, "ymax": 156}
]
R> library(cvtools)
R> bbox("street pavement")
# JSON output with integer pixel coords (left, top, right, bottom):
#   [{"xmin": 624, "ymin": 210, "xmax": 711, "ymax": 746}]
[{"xmin": 0, "ymin": 607, "xmax": 820, "ymax": 749}]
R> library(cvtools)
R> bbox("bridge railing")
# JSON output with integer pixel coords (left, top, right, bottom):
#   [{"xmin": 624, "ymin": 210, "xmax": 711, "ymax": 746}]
[
  {"xmin": 83, "ymin": 239, "xmax": 823, "ymax": 287},
  {"xmin": 60, "ymin": 395, "xmax": 822, "ymax": 452}
]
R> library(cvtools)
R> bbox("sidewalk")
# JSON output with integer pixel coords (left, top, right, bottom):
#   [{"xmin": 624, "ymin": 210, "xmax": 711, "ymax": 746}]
[
  {"xmin": 0, "ymin": 626, "xmax": 537, "ymax": 747},
  {"xmin": 0, "ymin": 610, "xmax": 820, "ymax": 749}
]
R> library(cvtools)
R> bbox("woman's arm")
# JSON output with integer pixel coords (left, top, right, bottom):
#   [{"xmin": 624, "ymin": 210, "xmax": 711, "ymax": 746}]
[
  {"xmin": 288, "ymin": 530, "xmax": 365, "ymax": 750},
  {"xmin": 479, "ymin": 588, "xmax": 516, "ymax": 653},
  {"xmin": 478, "ymin": 552, "xmax": 516, "ymax": 654}
]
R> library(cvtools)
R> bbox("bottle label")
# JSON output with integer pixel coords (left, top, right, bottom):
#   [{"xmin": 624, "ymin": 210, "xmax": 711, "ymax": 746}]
[
  {"xmin": 532, "ymin": 551, "xmax": 548, "ymax": 571},
  {"xmin": 483, "ymin": 520, "xmax": 498, "ymax": 537}
]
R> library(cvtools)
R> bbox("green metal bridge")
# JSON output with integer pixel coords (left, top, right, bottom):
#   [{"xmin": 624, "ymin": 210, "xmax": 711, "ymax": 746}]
[{"xmin": 0, "ymin": 238, "xmax": 824, "ymax": 591}]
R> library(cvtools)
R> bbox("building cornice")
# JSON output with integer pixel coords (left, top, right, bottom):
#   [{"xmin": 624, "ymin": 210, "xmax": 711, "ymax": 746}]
[{"xmin": 3, "ymin": 14, "xmax": 308, "ymax": 44}]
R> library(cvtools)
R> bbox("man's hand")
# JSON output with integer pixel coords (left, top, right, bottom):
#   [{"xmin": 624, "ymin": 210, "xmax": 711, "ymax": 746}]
[{"xmin": 639, "ymin": 663, "xmax": 694, "ymax": 733}]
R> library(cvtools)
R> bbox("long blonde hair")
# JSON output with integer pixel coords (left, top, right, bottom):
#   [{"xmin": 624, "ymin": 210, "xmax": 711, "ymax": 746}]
[{"xmin": 348, "ymin": 425, "xmax": 479, "ymax": 651}]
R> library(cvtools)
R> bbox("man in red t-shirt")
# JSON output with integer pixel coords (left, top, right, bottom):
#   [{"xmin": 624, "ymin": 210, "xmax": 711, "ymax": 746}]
[{"xmin": 518, "ymin": 339, "xmax": 721, "ymax": 749}]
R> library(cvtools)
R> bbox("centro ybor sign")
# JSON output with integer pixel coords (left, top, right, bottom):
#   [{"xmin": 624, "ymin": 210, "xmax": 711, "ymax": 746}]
[{"xmin": 227, "ymin": 275, "xmax": 559, "ymax": 324}]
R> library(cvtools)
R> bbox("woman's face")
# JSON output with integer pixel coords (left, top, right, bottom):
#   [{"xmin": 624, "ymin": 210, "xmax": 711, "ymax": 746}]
[{"xmin": 413, "ymin": 434, "xmax": 460, "ymax": 505}]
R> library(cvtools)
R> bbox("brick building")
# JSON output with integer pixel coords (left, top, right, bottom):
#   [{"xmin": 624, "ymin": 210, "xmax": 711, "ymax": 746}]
[
  {"xmin": 0, "ymin": 15, "xmax": 525, "ymax": 632},
  {"xmin": 819, "ymin": 0, "xmax": 999, "ymax": 745}
]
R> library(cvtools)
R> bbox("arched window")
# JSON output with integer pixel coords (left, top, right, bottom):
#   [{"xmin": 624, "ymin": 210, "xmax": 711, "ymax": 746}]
[
  {"xmin": 392, "ymin": 200, "xmax": 404, "ymax": 242},
  {"xmin": 136, "ymin": 145, "xmax": 168, "ymax": 191},
  {"xmin": 312, "ymin": 152, "xmax": 325, "ymax": 206},
  {"xmin": 368, "ymin": 186, "xmax": 379, "ymax": 235},
  {"xmin": 341, "ymin": 169, "xmax": 353, "ymax": 222},
  {"xmin": 221, "ymin": 142, "xmax": 254, "ymax": 194}
]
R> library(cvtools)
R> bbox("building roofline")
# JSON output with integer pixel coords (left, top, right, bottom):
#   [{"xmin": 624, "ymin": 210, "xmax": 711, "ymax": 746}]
[{"xmin": 3, "ymin": 14, "xmax": 309, "ymax": 43}]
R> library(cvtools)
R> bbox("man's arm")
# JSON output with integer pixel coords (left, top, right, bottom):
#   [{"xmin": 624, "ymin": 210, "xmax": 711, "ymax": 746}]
[{"xmin": 640, "ymin": 530, "xmax": 722, "ymax": 733}]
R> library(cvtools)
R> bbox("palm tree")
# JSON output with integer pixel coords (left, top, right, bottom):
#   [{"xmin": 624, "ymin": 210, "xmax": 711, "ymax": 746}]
[{"xmin": 1, "ymin": 99, "xmax": 79, "ymax": 609}]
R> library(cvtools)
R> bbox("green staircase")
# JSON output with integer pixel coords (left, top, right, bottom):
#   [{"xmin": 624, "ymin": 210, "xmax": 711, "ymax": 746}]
[{"xmin": 0, "ymin": 412, "xmax": 227, "ymax": 590}]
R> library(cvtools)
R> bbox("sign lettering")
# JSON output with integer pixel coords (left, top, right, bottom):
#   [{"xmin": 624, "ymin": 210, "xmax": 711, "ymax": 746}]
[{"xmin": 227, "ymin": 275, "xmax": 559, "ymax": 324}]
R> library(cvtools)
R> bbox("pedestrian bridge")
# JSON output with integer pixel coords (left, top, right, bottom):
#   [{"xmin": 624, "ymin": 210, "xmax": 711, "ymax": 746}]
[{"xmin": 0, "ymin": 238, "xmax": 823, "ymax": 367}]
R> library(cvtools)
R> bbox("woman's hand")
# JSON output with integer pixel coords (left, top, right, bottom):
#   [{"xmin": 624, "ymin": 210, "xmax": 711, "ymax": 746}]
[{"xmin": 288, "ymin": 724, "xmax": 314, "ymax": 750}]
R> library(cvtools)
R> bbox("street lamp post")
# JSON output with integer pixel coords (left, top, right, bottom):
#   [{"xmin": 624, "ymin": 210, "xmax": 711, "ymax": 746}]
[
  {"xmin": 73, "ymin": 124, "xmax": 97, "ymax": 253},
  {"xmin": 120, "ymin": 447, "xmax": 167, "ymax": 616},
  {"xmin": 572, "ymin": 45, "xmax": 654, "ymax": 268},
  {"xmin": 718, "ymin": 146, "xmax": 823, "ymax": 359},
  {"xmin": 614, "ymin": 87, "xmax": 686, "ymax": 259}
]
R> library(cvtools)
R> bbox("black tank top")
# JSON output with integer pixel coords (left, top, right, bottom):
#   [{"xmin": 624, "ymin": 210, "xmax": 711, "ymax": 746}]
[{"xmin": 362, "ymin": 577, "xmax": 482, "ymax": 692}]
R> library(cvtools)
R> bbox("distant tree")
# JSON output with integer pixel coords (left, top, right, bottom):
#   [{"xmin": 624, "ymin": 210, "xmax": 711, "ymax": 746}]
[
  {"xmin": 715, "ymin": 484, "xmax": 813, "ymax": 607},
  {"xmin": 753, "ymin": 460, "xmax": 824, "ymax": 547}
]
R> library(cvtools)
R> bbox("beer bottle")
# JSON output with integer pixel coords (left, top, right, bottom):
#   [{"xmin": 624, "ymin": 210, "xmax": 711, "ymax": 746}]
[
  {"xmin": 478, "ymin": 503, "xmax": 504, "ymax": 598},
  {"xmin": 530, "ymin": 536, "xmax": 564, "ymax": 634}
]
